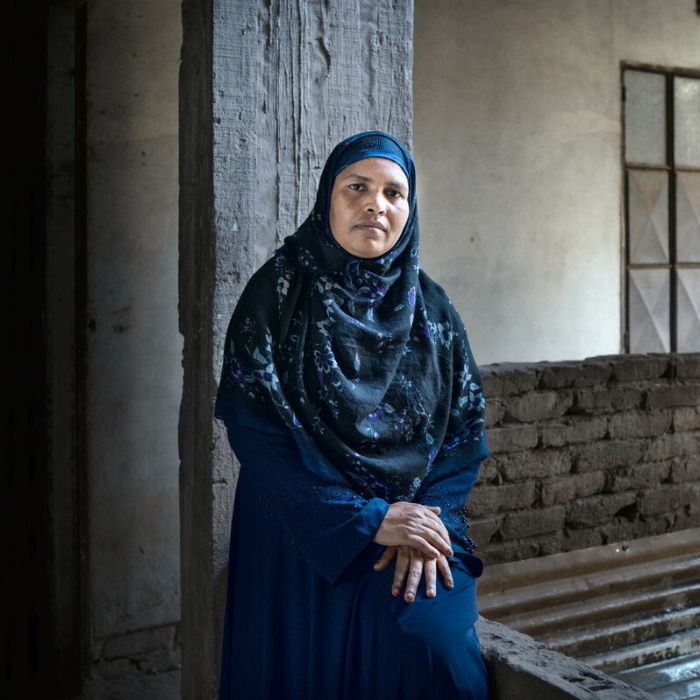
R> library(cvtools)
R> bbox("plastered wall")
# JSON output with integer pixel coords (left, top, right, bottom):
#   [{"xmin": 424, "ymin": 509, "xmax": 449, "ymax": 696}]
[
  {"xmin": 414, "ymin": 0, "xmax": 700, "ymax": 365},
  {"xmin": 84, "ymin": 1, "xmax": 182, "ymax": 696}
]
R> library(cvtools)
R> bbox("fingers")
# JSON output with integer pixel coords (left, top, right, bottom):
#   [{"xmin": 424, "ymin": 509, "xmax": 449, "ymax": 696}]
[
  {"xmin": 389, "ymin": 547, "xmax": 451, "ymax": 603},
  {"xmin": 391, "ymin": 548, "xmax": 410, "ymax": 598},
  {"xmin": 372, "ymin": 502, "xmax": 452, "ymax": 558},
  {"xmin": 373, "ymin": 546, "xmax": 397, "ymax": 571},
  {"xmin": 407, "ymin": 533, "xmax": 441, "ymax": 560},
  {"xmin": 425, "ymin": 557, "xmax": 437, "ymax": 598},
  {"xmin": 403, "ymin": 554, "xmax": 424, "ymax": 603},
  {"xmin": 437, "ymin": 555, "xmax": 454, "ymax": 590},
  {"xmin": 426, "ymin": 527, "xmax": 453, "ymax": 558},
  {"xmin": 421, "ymin": 509, "xmax": 452, "ymax": 556}
]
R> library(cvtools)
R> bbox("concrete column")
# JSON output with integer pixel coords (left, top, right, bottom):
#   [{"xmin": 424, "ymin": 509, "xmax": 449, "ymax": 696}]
[
  {"xmin": 179, "ymin": 0, "xmax": 413, "ymax": 696},
  {"xmin": 84, "ymin": 1, "xmax": 182, "ymax": 697}
]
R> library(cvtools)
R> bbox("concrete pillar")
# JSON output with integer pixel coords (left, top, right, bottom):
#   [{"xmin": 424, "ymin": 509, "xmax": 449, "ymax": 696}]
[
  {"xmin": 179, "ymin": 0, "xmax": 413, "ymax": 696},
  {"xmin": 83, "ymin": 1, "xmax": 182, "ymax": 697}
]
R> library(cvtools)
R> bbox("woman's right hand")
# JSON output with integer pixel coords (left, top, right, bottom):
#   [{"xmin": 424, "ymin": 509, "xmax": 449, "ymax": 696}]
[{"xmin": 372, "ymin": 503, "xmax": 453, "ymax": 559}]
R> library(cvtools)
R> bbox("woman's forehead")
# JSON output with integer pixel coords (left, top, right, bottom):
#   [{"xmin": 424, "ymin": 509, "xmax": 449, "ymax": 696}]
[{"xmin": 335, "ymin": 157, "xmax": 409, "ymax": 187}]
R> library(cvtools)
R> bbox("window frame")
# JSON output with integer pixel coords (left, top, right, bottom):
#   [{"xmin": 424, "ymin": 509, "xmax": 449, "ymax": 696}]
[{"xmin": 621, "ymin": 61, "xmax": 700, "ymax": 354}]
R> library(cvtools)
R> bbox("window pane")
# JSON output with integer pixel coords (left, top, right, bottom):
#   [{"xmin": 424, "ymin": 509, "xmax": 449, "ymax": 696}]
[
  {"xmin": 675, "ymin": 77, "xmax": 700, "ymax": 168},
  {"xmin": 677, "ymin": 269, "xmax": 700, "ymax": 352},
  {"xmin": 628, "ymin": 268, "xmax": 670, "ymax": 353},
  {"xmin": 628, "ymin": 170, "xmax": 669, "ymax": 263},
  {"xmin": 677, "ymin": 171, "xmax": 700, "ymax": 263},
  {"xmin": 625, "ymin": 70, "xmax": 666, "ymax": 165}
]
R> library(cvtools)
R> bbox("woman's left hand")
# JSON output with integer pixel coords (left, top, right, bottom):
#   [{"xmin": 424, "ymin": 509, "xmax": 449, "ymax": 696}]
[{"xmin": 373, "ymin": 544, "xmax": 454, "ymax": 602}]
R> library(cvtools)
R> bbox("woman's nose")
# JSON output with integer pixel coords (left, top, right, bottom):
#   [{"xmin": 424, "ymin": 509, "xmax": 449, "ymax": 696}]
[{"xmin": 365, "ymin": 191, "xmax": 387, "ymax": 214}]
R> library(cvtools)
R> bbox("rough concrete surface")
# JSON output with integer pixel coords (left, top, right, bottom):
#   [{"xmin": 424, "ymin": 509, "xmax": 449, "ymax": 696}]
[
  {"xmin": 179, "ymin": 0, "xmax": 413, "ymax": 696},
  {"xmin": 476, "ymin": 617, "xmax": 654, "ymax": 700}
]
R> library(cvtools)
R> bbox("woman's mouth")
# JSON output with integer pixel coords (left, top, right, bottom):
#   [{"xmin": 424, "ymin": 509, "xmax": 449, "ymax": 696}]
[{"xmin": 357, "ymin": 222, "xmax": 387, "ymax": 233}]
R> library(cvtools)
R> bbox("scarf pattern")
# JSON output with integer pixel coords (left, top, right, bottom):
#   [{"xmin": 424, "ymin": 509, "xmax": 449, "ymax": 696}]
[{"xmin": 216, "ymin": 132, "xmax": 487, "ymax": 503}]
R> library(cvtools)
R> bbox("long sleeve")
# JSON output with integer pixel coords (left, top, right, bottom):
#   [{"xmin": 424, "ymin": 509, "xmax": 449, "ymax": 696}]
[
  {"xmin": 221, "ymin": 407, "xmax": 390, "ymax": 587},
  {"xmin": 414, "ymin": 450, "xmax": 487, "ymax": 578}
]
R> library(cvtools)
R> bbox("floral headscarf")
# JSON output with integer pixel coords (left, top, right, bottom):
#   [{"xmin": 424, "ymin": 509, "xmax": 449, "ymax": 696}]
[{"xmin": 215, "ymin": 132, "xmax": 487, "ymax": 503}]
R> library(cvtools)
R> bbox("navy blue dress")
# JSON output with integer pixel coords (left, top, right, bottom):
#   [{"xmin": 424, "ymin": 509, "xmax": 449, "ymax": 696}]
[{"xmin": 218, "ymin": 407, "xmax": 490, "ymax": 700}]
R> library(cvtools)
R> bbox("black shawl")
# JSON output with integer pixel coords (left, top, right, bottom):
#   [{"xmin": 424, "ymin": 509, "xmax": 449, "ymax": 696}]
[{"xmin": 215, "ymin": 131, "xmax": 488, "ymax": 503}]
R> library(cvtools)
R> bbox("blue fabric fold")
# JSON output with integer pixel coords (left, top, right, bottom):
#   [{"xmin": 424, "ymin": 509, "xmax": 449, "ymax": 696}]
[{"xmin": 218, "ymin": 412, "xmax": 491, "ymax": 699}]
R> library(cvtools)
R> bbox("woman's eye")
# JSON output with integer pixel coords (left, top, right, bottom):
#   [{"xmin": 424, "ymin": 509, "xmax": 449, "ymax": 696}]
[
  {"xmin": 349, "ymin": 183, "xmax": 364, "ymax": 191},
  {"xmin": 387, "ymin": 189, "xmax": 402, "ymax": 198}
]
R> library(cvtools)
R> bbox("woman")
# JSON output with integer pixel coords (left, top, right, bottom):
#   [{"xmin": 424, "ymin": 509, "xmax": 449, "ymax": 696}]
[{"xmin": 215, "ymin": 132, "xmax": 490, "ymax": 699}]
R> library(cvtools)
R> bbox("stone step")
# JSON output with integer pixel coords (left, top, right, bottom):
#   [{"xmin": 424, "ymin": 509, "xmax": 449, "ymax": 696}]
[
  {"xmin": 612, "ymin": 652, "xmax": 700, "ymax": 700},
  {"xmin": 479, "ymin": 552, "xmax": 700, "ymax": 620},
  {"xmin": 539, "ymin": 605, "xmax": 700, "ymax": 658},
  {"xmin": 479, "ymin": 529, "xmax": 700, "ymax": 597},
  {"xmin": 496, "ymin": 578, "xmax": 700, "ymax": 637},
  {"xmin": 614, "ymin": 652, "xmax": 700, "ymax": 692},
  {"xmin": 579, "ymin": 627, "xmax": 700, "ymax": 675}
]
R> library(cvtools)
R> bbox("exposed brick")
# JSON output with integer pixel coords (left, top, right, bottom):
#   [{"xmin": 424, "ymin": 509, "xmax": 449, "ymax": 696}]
[
  {"xmin": 474, "ymin": 353, "xmax": 700, "ymax": 566},
  {"xmin": 686, "ymin": 483, "xmax": 700, "ymax": 512},
  {"xmin": 646, "ymin": 383, "xmax": 700, "ymax": 410},
  {"xmin": 101, "ymin": 625, "xmax": 178, "ymax": 660},
  {"xmin": 467, "ymin": 516, "xmax": 503, "ymax": 544},
  {"xmin": 566, "ymin": 492, "xmax": 636, "ymax": 528},
  {"xmin": 573, "ymin": 440, "xmax": 644, "ymax": 473},
  {"xmin": 608, "ymin": 410, "xmax": 671, "ymax": 440},
  {"xmin": 467, "ymin": 483, "xmax": 537, "ymax": 516},
  {"xmin": 645, "ymin": 431, "xmax": 700, "ymax": 462},
  {"xmin": 607, "ymin": 462, "xmax": 671, "ymax": 493},
  {"xmin": 539, "ymin": 360, "xmax": 612, "ymax": 390},
  {"xmin": 486, "ymin": 425, "xmax": 538, "ymax": 453},
  {"xmin": 561, "ymin": 527, "xmax": 605, "ymax": 552},
  {"xmin": 639, "ymin": 485, "xmax": 689, "ymax": 516},
  {"xmin": 484, "ymin": 399, "xmax": 505, "ymax": 428},
  {"xmin": 502, "ymin": 391, "xmax": 573, "ymax": 423},
  {"xmin": 500, "ymin": 506, "xmax": 566, "ymax": 540},
  {"xmin": 480, "ymin": 364, "xmax": 540, "ymax": 398},
  {"xmin": 609, "ymin": 355, "xmax": 670, "ymax": 383},
  {"xmin": 537, "ymin": 532, "xmax": 572, "ymax": 557},
  {"xmin": 600, "ymin": 514, "xmax": 675, "ymax": 544},
  {"xmin": 479, "ymin": 539, "xmax": 541, "ymax": 566},
  {"xmin": 676, "ymin": 353, "xmax": 700, "ymax": 380},
  {"xmin": 674, "ymin": 508, "xmax": 700, "ymax": 531},
  {"xmin": 540, "ymin": 417, "xmax": 607, "ymax": 448},
  {"xmin": 481, "ymin": 370, "xmax": 503, "ymax": 399},
  {"xmin": 541, "ymin": 471, "xmax": 606, "ymax": 506},
  {"xmin": 499, "ymin": 449, "xmax": 572, "ymax": 483},
  {"xmin": 136, "ymin": 647, "xmax": 181, "ymax": 674},
  {"xmin": 573, "ymin": 386, "xmax": 644, "ymax": 415},
  {"xmin": 476, "ymin": 457, "xmax": 499, "ymax": 485},
  {"xmin": 670, "ymin": 456, "xmax": 700, "ymax": 484},
  {"xmin": 672, "ymin": 406, "xmax": 700, "ymax": 433}
]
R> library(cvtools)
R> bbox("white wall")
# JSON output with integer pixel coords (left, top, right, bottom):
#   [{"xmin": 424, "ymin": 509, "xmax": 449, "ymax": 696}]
[
  {"xmin": 414, "ymin": 0, "xmax": 700, "ymax": 365},
  {"xmin": 85, "ymin": 0, "xmax": 182, "ymax": 695}
]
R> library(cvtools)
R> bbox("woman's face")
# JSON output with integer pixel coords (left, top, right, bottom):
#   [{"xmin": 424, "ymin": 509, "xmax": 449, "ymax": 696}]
[{"xmin": 328, "ymin": 157, "xmax": 410, "ymax": 259}]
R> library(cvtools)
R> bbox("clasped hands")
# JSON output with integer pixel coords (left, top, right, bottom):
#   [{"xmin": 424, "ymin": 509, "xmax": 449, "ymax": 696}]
[{"xmin": 372, "ymin": 502, "xmax": 454, "ymax": 603}]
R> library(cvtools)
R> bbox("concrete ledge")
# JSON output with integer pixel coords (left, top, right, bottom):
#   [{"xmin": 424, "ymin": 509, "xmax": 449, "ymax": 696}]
[{"xmin": 476, "ymin": 617, "xmax": 653, "ymax": 700}]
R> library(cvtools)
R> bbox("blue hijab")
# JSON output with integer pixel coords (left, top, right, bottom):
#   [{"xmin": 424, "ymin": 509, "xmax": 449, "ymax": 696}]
[{"xmin": 215, "ymin": 132, "xmax": 487, "ymax": 502}]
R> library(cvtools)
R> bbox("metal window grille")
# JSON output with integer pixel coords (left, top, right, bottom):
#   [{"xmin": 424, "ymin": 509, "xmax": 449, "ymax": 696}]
[{"xmin": 623, "ymin": 65, "xmax": 700, "ymax": 353}]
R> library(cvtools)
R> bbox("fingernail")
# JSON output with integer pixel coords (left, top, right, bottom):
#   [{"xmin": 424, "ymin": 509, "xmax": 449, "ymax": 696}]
[
  {"xmin": 392, "ymin": 588, "xmax": 399, "ymax": 596},
  {"xmin": 406, "ymin": 594, "xmax": 414, "ymax": 602},
  {"xmin": 373, "ymin": 563, "xmax": 379, "ymax": 568},
  {"xmin": 428, "ymin": 588, "xmax": 435, "ymax": 596}
]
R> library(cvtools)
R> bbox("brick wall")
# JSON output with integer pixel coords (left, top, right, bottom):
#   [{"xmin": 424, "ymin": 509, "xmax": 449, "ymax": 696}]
[{"xmin": 470, "ymin": 353, "xmax": 700, "ymax": 565}]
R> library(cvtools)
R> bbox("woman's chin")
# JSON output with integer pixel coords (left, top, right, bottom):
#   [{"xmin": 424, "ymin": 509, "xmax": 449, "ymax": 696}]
[{"xmin": 350, "ymin": 243, "xmax": 389, "ymax": 259}]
